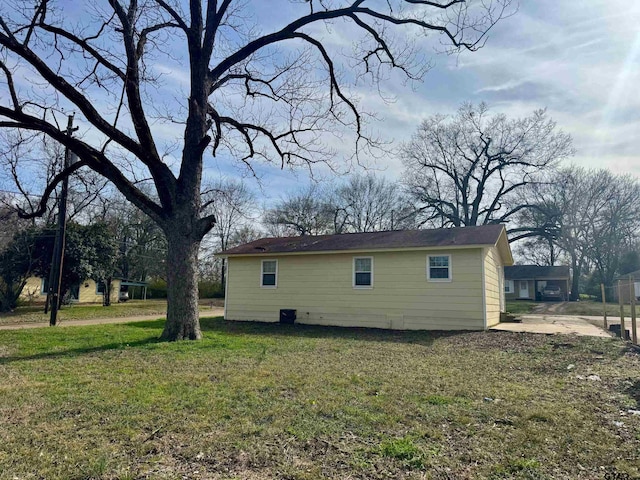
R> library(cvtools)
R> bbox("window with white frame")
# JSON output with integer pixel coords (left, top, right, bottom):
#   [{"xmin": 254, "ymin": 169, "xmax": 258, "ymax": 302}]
[
  {"xmin": 96, "ymin": 281, "xmax": 106, "ymax": 294},
  {"xmin": 504, "ymin": 280, "xmax": 514, "ymax": 294},
  {"xmin": 427, "ymin": 255, "xmax": 451, "ymax": 281},
  {"xmin": 353, "ymin": 257, "xmax": 373, "ymax": 288},
  {"xmin": 261, "ymin": 260, "xmax": 277, "ymax": 287},
  {"xmin": 40, "ymin": 277, "xmax": 49, "ymax": 294}
]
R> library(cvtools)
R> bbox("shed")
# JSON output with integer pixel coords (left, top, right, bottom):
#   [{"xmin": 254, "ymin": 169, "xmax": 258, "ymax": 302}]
[
  {"xmin": 220, "ymin": 224, "xmax": 513, "ymax": 330},
  {"xmin": 504, "ymin": 265, "xmax": 570, "ymax": 301}
]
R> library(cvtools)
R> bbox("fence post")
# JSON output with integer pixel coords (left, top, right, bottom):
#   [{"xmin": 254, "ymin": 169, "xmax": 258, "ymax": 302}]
[
  {"xmin": 618, "ymin": 280, "xmax": 626, "ymax": 339},
  {"xmin": 601, "ymin": 283, "xmax": 607, "ymax": 329},
  {"xmin": 630, "ymin": 276, "xmax": 637, "ymax": 344}
]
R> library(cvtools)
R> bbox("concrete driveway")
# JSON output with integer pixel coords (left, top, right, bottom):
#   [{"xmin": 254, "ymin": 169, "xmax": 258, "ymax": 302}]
[{"xmin": 492, "ymin": 314, "xmax": 613, "ymax": 338}]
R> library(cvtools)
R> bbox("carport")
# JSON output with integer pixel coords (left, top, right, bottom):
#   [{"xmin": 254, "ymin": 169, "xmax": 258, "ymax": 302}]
[
  {"xmin": 504, "ymin": 265, "xmax": 570, "ymax": 301},
  {"xmin": 119, "ymin": 279, "xmax": 149, "ymax": 300}
]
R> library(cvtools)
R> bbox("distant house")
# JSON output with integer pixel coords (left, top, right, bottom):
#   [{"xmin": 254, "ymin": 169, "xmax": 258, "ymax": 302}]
[
  {"xmin": 504, "ymin": 265, "xmax": 570, "ymax": 301},
  {"xmin": 613, "ymin": 270, "xmax": 640, "ymax": 303},
  {"xmin": 20, "ymin": 277, "xmax": 148, "ymax": 304},
  {"xmin": 220, "ymin": 225, "xmax": 514, "ymax": 331}
]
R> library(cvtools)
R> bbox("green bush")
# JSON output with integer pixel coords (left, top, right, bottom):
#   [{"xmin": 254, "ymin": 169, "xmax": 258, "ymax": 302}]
[
  {"xmin": 143, "ymin": 279, "xmax": 224, "ymax": 299},
  {"xmin": 146, "ymin": 279, "xmax": 167, "ymax": 299},
  {"xmin": 198, "ymin": 280, "xmax": 223, "ymax": 299}
]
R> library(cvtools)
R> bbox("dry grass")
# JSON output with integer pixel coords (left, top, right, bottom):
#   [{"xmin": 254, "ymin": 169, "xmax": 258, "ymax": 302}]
[
  {"xmin": 0, "ymin": 299, "xmax": 224, "ymax": 325},
  {"xmin": 505, "ymin": 301, "xmax": 539, "ymax": 315},
  {"xmin": 0, "ymin": 318, "xmax": 639, "ymax": 479},
  {"xmin": 560, "ymin": 301, "xmax": 634, "ymax": 317}
]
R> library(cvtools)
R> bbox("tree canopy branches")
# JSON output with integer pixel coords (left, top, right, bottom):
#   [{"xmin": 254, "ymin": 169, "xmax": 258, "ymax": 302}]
[
  {"xmin": 0, "ymin": 0, "xmax": 513, "ymax": 340},
  {"xmin": 401, "ymin": 102, "xmax": 574, "ymax": 231}
]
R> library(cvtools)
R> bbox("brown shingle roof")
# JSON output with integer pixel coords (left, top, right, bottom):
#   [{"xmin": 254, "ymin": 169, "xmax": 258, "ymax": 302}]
[
  {"xmin": 220, "ymin": 224, "xmax": 506, "ymax": 256},
  {"xmin": 504, "ymin": 265, "xmax": 570, "ymax": 280}
]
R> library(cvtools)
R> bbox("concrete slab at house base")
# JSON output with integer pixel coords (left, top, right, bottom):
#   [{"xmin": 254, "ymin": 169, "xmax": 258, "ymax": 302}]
[{"xmin": 492, "ymin": 314, "xmax": 613, "ymax": 338}]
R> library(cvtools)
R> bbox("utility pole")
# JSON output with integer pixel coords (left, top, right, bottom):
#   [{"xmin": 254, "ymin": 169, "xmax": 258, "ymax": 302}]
[{"xmin": 47, "ymin": 114, "xmax": 78, "ymax": 326}]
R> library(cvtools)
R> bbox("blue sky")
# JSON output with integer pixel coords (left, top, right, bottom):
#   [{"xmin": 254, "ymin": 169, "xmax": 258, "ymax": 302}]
[
  {"xmin": 1, "ymin": 0, "xmax": 639, "ymax": 205},
  {"xmin": 217, "ymin": 0, "xmax": 640, "ymax": 201}
]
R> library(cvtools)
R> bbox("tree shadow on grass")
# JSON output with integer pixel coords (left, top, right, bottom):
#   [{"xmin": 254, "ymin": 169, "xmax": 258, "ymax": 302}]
[
  {"xmin": 128, "ymin": 316, "xmax": 473, "ymax": 348},
  {"xmin": 0, "ymin": 336, "xmax": 161, "ymax": 365}
]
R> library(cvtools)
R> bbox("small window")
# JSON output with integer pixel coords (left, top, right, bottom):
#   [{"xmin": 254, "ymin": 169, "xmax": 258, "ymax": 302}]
[
  {"xmin": 40, "ymin": 277, "xmax": 49, "ymax": 294},
  {"xmin": 427, "ymin": 255, "xmax": 451, "ymax": 281},
  {"xmin": 504, "ymin": 280, "xmax": 514, "ymax": 294},
  {"xmin": 261, "ymin": 260, "xmax": 277, "ymax": 288},
  {"xmin": 353, "ymin": 257, "xmax": 373, "ymax": 288},
  {"xmin": 96, "ymin": 281, "xmax": 106, "ymax": 294}
]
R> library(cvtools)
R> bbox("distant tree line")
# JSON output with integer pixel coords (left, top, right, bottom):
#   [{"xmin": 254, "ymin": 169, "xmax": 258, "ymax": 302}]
[{"xmin": 2, "ymin": 102, "xmax": 638, "ymax": 307}]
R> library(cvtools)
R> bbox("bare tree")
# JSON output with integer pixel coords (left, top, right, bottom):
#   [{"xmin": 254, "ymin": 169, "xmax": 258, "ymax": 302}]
[
  {"xmin": 201, "ymin": 179, "xmax": 255, "ymax": 288},
  {"xmin": 0, "ymin": 0, "xmax": 511, "ymax": 340},
  {"xmin": 519, "ymin": 167, "xmax": 640, "ymax": 300},
  {"xmin": 402, "ymin": 102, "xmax": 574, "ymax": 232},
  {"xmin": 263, "ymin": 184, "xmax": 335, "ymax": 236},
  {"xmin": 109, "ymin": 200, "xmax": 168, "ymax": 282},
  {"xmin": 511, "ymin": 237, "xmax": 557, "ymax": 267},
  {"xmin": 0, "ymin": 131, "xmax": 108, "ymax": 224},
  {"xmin": 335, "ymin": 173, "xmax": 416, "ymax": 232},
  {"xmin": 0, "ymin": 193, "xmax": 30, "ymax": 251},
  {"xmin": 583, "ymin": 171, "xmax": 640, "ymax": 289}
]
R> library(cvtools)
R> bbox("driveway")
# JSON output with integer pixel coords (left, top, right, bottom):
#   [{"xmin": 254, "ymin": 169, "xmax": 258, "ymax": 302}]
[
  {"xmin": 0, "ymin": 308, "xmax": 225, "ymax": 331},
  {"xmin": 492, "ymin": 314, "xmax": 613, "ymax": 338}
]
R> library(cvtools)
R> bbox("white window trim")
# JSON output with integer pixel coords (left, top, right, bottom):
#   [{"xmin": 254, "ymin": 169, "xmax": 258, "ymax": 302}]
[
  {"xmin": 505, "ymin": 279, "xmax": 514, "ymax": 294},
  {"xmin": 260, "ymin": 259, "xmax": 278, "ymax": 288},
  {"xmin": 427, "ymin": 254, "xmax": 452, "ymax": 282},
  {"xmin": 353, "ymin": 256, "xmax": 374, "ymax": 289},
  {"xmin": 40, "ymin": 278, "xmax": 47, "ymax": 294}
]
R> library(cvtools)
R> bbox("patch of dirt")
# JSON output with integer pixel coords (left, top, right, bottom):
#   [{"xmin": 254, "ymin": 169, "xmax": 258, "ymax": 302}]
[
  {"xmin": 534, "ymin": 301, "xmax": 569, "ymax": 314},
  {"xmin": 625, "ymin": 379, "xmax": 640, "ymax": 406},
  {"xmin": 441, "ymin": 330, "xmax": 560, "ymax": 353}
]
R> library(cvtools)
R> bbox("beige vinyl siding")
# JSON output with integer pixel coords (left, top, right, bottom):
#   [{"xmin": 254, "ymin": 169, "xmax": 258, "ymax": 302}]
[
  {"xmin": 226, "ymin": 248, "xmax": 486, "ymax": 330},
  {"xmin": 20, "ymin": 276, "xmax": 45, "ymax": 302},
  {"xmin": 77, "ymin": 279, "xmax": 120, "ymax": 304},
  {"xmin": 483, "ymin": 247, "xmax": 504, "ymax": 327},
  {"xmin": 19, "ymin": 277, "xmax": 120, "ymax": 304}
]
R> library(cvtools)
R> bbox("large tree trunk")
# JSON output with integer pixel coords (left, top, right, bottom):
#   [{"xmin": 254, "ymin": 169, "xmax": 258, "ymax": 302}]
[
  {"xmin": 570, "ymin": 255, "xmax": 581, "ymax": 302},
  {"xmin": 161, "ymin": 228, "xmax": 202, "ymax": 341}
]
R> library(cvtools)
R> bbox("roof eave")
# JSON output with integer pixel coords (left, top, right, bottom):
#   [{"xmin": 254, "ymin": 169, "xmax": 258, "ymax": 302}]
[
  {"xmin": 220, "ymin": 242, "xmax": 499, "ymax": 258},
  {"xmin": 495, "ymin": 227, "xmax": 514, "ymax": 266}
]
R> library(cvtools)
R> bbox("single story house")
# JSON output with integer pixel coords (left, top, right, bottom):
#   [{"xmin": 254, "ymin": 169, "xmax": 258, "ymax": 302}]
[
  {"xmin": 20, "ymin": 277, "xmax": 148, "ymax": 304},
  {"xmin": 220, "ymin": 224, "xmax": 513, "ymax": 331},
  {"xmin": 504, "ymin": 265, "xmax": 570, "ymax": 301}
]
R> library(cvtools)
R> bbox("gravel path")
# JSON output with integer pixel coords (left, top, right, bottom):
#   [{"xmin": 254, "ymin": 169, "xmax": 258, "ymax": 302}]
[{"xmin": 0, "ymin": 307, "xmax": 225, "ymax": 330}]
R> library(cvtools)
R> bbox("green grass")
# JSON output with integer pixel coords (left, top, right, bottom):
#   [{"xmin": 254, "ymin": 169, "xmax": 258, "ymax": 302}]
[
  {"xmin": 506, "ymin": 300, "xmax": 539, "ymax": 314},
  {"xmin": 561, "ymin": 300, "xmax": 634, "ymax": 317},
  {"xmin": 506, "ymin": 300, "xmax": 636, "ymax": 317},
  {"xmin": 0, "ymin": 319, "xmax": 639, "ymax": 479},
  {"xmin": 0, "ymin": 298, "xmax": 223, "ymax": 325}
]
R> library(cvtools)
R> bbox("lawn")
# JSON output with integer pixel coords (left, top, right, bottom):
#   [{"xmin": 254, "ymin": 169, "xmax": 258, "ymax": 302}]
[
  {"xmin": 0, "ymin": 319, "xmax": 639, "ymax": 479},
  {"xmin": 0, "ymin": 299, "xmax": 224, "ymax": 325},
  {"xmin": 505, "ymin": 300, "xmax": 636, "ymax": 318},
  {"xmin": 505, "ymin": 300, "xmax": 539, "ymax": 315},
  {"xmin": 560, "ymin": 301, "xmax": 635, "ymax": 318}
]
